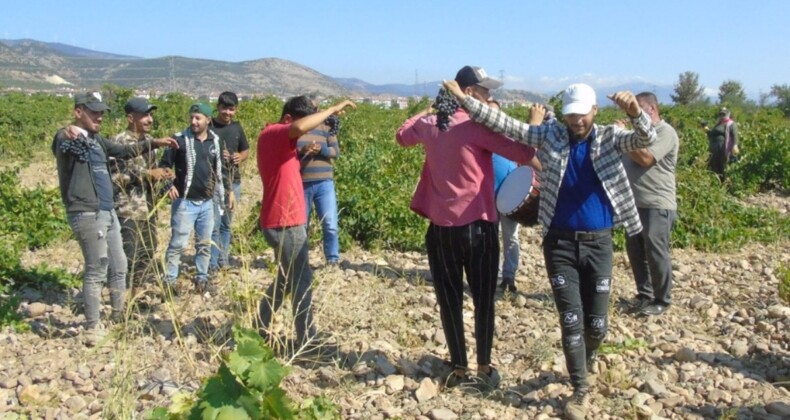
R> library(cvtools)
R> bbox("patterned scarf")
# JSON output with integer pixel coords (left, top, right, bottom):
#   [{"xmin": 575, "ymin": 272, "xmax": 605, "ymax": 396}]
[{"xmin": 180, "ymin": 128, "xmax": 225, "ymax": 213}]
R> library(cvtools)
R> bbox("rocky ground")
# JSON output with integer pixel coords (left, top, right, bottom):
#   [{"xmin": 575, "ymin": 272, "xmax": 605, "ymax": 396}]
[{"xmin": 2, "ymin": 163, "xmax": 790, "ymax": 419}]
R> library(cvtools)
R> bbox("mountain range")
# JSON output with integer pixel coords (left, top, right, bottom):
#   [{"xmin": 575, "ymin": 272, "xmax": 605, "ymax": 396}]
[
  {"xmin": 0, "ymin": 39, "xmax": 551, "ymax": 102},
  {"xmin": 0, "ymin": 39, "xmax": 682, "ymax": 104}
]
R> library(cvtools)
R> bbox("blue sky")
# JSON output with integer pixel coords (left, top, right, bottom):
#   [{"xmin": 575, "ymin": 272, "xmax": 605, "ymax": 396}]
[{"xmin": 4, "ymin": 0, "xmax": 788, "ymax": 97}]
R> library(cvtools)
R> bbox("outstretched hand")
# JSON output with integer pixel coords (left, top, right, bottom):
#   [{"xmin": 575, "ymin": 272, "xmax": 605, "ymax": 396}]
[
  {"xmin": 442, "ymin": 80, "xmax": 466, "ymax": 102},
  {"xmin": 331, "ymin": 100, "xmax": 357, "ymax": 116},
  {"xmin": 607, "ymin": 91, "xmax": 641, "ymax": 118},
  {"xmin": 154, "ymin": 137, "xmax": 179, "ymax": 149}
]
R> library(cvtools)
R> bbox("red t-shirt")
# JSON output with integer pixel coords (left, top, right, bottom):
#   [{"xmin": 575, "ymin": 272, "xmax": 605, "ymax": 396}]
[{"xmin": 257, "ymin": 123, "xmax": 307, "ymax": 228}]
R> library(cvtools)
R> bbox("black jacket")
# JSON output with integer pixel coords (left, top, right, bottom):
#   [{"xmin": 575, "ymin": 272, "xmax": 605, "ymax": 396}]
[{"xmin": 52, "ymin": 129, "xmax": 154, "ymax": 213}]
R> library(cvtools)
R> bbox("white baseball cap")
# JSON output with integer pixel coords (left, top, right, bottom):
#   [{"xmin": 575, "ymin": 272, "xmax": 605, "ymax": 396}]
[{"xmin": 561, "ymin": 83, "xmax": 597, "ymax": 115}]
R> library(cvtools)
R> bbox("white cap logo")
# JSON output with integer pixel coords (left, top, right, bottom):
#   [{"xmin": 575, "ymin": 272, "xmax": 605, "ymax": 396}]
[{"xmin": 91, "ymin": 92, "xmax": 102, "ymax": 101}]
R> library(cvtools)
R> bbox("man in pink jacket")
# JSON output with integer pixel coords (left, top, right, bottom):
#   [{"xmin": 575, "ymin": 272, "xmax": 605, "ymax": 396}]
[{"xmin": 396, "ymin": 65, "xmax": 536, "ymax": 391}]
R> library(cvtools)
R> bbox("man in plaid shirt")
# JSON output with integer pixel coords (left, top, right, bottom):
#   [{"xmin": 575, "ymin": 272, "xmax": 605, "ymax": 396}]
[{"xmin": 444, "ymin": 80, "xmax": 655, "ymax": 420}]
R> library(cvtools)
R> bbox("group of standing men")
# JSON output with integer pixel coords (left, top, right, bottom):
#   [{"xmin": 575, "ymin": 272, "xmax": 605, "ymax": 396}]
[
  {"xmin": 107, "ymin": 93, "xmax": 250, "ymax": 296},
  {"xmin": 53, "ymin": 89, "xmax": 345, "ymax": 349},
  {"xmin": 54, "ymin": 68, "xmax": 682, "ymax": 417},
  {"xmin": 395, "ymin": 65, "xmax": 679, "ymax": 419}
]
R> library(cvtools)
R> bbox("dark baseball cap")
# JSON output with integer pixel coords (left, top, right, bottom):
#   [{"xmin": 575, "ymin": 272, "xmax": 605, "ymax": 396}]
[
  {"xmin": 74, "ymin": 92, "xmax": 110, "ymax": 112},
  {"xmin": 455, "ymin": 65, "xmax": 503, "ymax": 90},
  {"xmin": 124, "ymin": 97, "xmax": 157, "ymax": 114}
]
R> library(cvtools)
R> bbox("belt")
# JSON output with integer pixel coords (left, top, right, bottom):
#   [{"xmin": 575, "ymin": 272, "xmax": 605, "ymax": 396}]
[{"xmin": 547, "ymin": 228, "xmax": 612, "ymax": 241}]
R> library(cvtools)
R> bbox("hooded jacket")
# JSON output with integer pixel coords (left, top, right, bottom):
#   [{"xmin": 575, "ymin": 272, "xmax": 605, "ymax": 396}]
[{"xmin": 52, "ymin": 129, "xmax": 154, "ymax": 213}]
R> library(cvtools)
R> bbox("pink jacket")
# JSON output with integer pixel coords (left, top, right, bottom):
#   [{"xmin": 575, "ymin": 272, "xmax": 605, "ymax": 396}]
[{"xmin": 396, "ymin": 110, "xmax": 536, "ymax": 226}]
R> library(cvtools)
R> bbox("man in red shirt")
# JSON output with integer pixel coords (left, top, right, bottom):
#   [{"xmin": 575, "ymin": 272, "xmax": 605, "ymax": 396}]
[
  {"xmin": 257, "ymin": 96, "xmax": 355, "ymax": 348},
  {"xmin": 396, "ymin": 65, "xmax": 536, "ymax": 390}
]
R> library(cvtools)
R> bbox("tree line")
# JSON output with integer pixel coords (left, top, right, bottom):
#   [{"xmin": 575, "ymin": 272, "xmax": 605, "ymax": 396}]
[{"xmin": 670, "ymin": 70, "xmax": 790, "ymax": 116}]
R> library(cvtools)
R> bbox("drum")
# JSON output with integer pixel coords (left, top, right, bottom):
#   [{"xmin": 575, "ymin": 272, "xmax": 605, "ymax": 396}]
[{"xmin": 496, "ymin": 165, "xmax": 540, "ymax": 226}]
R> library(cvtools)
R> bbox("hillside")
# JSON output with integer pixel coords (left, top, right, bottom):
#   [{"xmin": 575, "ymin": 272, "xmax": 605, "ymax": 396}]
[{"xmin": 0, "ymin": 39, "xmax": 547, "ymax": 102}]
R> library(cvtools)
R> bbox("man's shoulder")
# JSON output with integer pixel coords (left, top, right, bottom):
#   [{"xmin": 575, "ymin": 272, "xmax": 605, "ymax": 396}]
[
  {"xmin": 656, "ymin": 121, "xmax": 679, "ymax": 141},
  {"xmin": 112, "ymin": 130, "xmax": 143, "ymax": 143},
  {"xmin": 260, "ymin": 122, "xmax": 290, "ymax": 139}
]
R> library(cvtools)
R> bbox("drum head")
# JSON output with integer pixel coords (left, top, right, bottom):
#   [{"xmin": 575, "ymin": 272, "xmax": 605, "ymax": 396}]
[{"xmin": 496, "ymin": 166, "xmax": 534, "ymax": 214}]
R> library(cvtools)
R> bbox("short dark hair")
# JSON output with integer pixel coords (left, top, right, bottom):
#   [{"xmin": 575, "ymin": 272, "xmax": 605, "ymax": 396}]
[
  {"xmin": 281, "ymin": 95, "xmax": 315, "ymax": 120},
  {"xmin": 217, "ymin": 91, "xmax": 239, "ymax": 107},
  {"xmin": 635, "ymin": 92, "xmax": 658, "ymax": 108}
]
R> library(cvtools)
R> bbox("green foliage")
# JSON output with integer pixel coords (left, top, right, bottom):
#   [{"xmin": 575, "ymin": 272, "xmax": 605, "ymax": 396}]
[
  {"xmin": 600, "ymin": 104, "xmax": 790, "ymax": 252},
  {"xmin": 0, "ymin": 168, "xmax": 77, "ymax": 286},
  {"xmin": 148, "ymin": 325, "xmax": 339, "ymax": 420},
  {"xmin": 334, "ymin": 104, "xmax": 427, "ymax": 251},
  {"xmin": 778, "ymin": 263, "xmax": 790, "ymax": 304},
  {"xmin": 0, "ymin": 168, "xmax": 79, "ymax": 330},
  {"xmin": 0, "ymin": 92, "xmax": 72, "ymax": 160},
  {"xmin": 718, "ymin": 80, "xmax": 747, "ymax": 108},
  {"xmin": 297, "ymin": 396, "xmax": 342, "ymax": 420},
  {"xmin": 671, "ymin": 71, "xmax": 707, "ymax": 105},
  {"xmin": 0, "ymin": 92, "xmax": 788, "ymax": 256},
  {"xmin": 0, "ymin": 169, "xmax": 70, "ymax": 249},
  {"xmin": 770, "ymin": 84, "xmax": 790, "ymax": 117},
  {"xmin": 0, "ymin": 293, "xmax": 28, "ymax": 333}
]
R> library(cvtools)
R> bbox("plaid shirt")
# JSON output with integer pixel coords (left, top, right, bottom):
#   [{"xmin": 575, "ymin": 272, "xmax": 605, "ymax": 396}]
[{"xmin": 462, "ymin": 97, "xmax": 656, "ymax": 237}]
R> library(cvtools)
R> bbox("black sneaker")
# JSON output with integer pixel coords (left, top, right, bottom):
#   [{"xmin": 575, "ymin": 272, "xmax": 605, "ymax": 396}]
[
  {"xmin": 629, "ymin": 296, "xmax": 652, "ymax": 313},
  {"xmin": 500, "ymin": 278, "xmax": 517, "ymax": 294},
  {"xmin": 473, "ymin": 367, "xmax": 501, "ymax": 392},
  {"xmin": 640, "ymin": 303, "xmax": 670, "ymax": 316},
  {"xmin": 444, "ymin": 371, "xmax": 473, "ymax": 389},
  {"xmin": 564, "ymin": 387, "xmax": 590, "ymax": 420}
]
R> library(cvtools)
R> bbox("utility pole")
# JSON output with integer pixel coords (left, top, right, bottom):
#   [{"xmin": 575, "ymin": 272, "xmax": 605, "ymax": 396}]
[{"xmin": 414, "ymin": 69, "xmax": 419, "ymax": 97}]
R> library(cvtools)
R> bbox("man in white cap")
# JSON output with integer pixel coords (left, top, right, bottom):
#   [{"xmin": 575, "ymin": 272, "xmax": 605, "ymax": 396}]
[{"xmin": 443, "ymin": 80, "xmax": 655, "ymax": 420}]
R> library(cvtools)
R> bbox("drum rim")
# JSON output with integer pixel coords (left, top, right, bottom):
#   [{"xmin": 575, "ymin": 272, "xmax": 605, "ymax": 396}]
[{"xmin": 496, "ymin": 166, "xmax": 535, "ymax": 214}]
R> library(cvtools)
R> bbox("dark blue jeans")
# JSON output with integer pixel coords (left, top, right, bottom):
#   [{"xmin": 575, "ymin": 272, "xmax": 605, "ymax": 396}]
[
  {"xmin": 426, "ymin": 220, "xmax": 499, "ymax": 370},
  {"xmin": 543, "ymin": 229, "xmax": 613, "ymax": 391},
  {"xmin": 304, "ymin": 179, "xmax": 340, "ymax": 263}
]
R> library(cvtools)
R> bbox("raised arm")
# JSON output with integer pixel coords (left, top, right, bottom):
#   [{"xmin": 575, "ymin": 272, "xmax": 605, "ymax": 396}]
[
  {"xmin": 443, "ymin": 80, "xmax": 543, "ymax": 148},
  {"xmin": 289, "ymin": 100, "xmax": 356, "ymax": 139},
  {"xmin": 607, "ymin": 91, "xmax": 656, "ymax": 153}
]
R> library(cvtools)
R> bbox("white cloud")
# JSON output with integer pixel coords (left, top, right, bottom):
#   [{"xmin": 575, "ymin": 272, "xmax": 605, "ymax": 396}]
[
  {"xmin": 505, "ymin": 73, "xmax": 659, "ymax": 94},
  {"xmin": 703, "ymin": 87, "xmax": 718, "ymax": 98}
]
